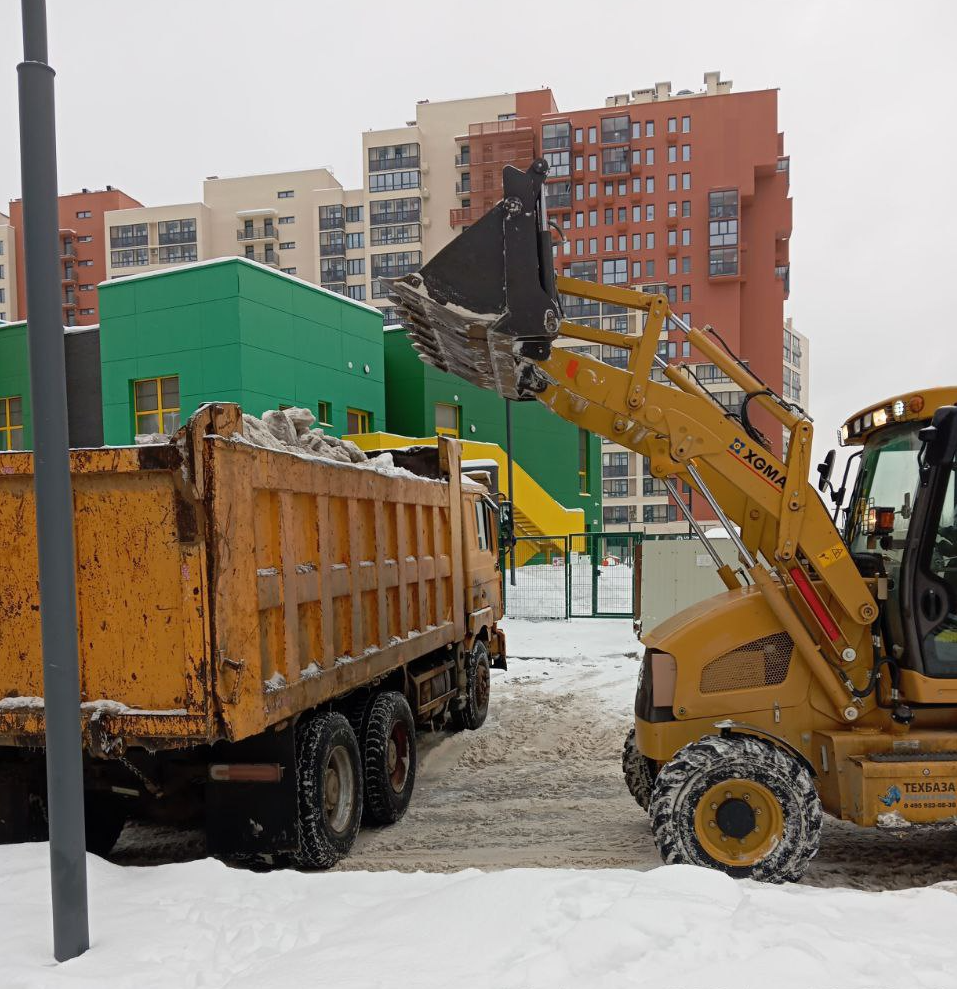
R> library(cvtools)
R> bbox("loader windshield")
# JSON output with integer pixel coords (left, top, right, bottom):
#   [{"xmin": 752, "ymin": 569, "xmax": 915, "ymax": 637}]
[{"xmin": 846, "ymin": 422, "xmax": 922, "ymax": 656}]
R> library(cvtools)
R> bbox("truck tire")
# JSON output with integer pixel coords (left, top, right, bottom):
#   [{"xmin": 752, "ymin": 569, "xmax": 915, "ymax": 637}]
[
  {"xmin": 295, "ymin": 711, "xmax": 363, "ymax": 869},
  {"xmin": 362, "ymin": 692, "xmax": 417, "ymax": 825},
  {"xmin": 650, "ymin": 734, "xmax": 822, "ymax": 883},
  {"xmin": 622, "ymin": 727, "xmax": 658, "ymax": 812},
  {"xmin": 84, "ymin": 791, "xmax": 127, "ymax": 858},
  {"xmin": 451, "ymin": 639, "xmax": 491, "ymax": 732}
]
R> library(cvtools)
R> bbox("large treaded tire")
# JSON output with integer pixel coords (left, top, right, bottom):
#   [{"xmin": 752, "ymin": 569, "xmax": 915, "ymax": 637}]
[
  {"xmin": 295, "ymin": 711, "xmax": 363, "ymax": 869},
  {"xmin": 650, "ymin": 734, "xmax": 822, "ymax": 883},
  {"xmin": 362, "ymin": 692, "xmax": 417, "ymax": 826},
  {"xmin": 451, "ymin": 640, "xmax": 491, "ymax": 732},
  {"xmin": 622, "ymin": 727, "xmax": 658, "ymax": 812}
]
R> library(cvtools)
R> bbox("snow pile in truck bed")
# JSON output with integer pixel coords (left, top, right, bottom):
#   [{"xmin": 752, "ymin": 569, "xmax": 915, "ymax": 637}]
[{"xmin": 0, "ymin": 844, "xmax": 954, "ymax": 989}]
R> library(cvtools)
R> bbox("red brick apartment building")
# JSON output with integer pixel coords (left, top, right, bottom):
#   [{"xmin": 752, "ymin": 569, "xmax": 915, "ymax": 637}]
[
  {"xmin": 9, "ymin": 186, "xmax": 142, "ymax": 327},
  {"xmin": 450, "ymin": 73, "xmax": 792, "ymax": 530}
]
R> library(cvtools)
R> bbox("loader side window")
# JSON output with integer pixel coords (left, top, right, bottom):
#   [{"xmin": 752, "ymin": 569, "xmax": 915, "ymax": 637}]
[
  {"xmin": 475, "ymin": 499, "xmax": 490, "ymax": 552},
  {"xmin": 919, "ymin": 458, "xmax": 956, "ymax": 677}
]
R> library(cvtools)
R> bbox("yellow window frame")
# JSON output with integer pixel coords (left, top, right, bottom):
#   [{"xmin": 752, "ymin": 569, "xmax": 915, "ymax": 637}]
[
  {"xmin": 134, "ymin": 375, "xmax": 180, "ymax": 436},
  {"xmin": 0, "ymin": 395, "xmax": 24, "ymax": 451},
  {"xmin": 434, "ymin": 402, "xmax": 461, "ymax": 438},
  {"xmin": 346, "ymin": 407, "xmax": 371, "ymax": 434}
]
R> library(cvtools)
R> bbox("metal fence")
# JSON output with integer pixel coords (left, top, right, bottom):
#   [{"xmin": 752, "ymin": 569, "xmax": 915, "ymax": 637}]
[{"xmin": 502, "ymin": 531, "xmax": 689, "ymax": 620}]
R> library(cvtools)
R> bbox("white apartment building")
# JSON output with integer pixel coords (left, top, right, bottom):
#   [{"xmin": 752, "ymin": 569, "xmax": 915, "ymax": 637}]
[{"xmin": 0, "ymin": 213, "xmax": 16, "ymax": 323}]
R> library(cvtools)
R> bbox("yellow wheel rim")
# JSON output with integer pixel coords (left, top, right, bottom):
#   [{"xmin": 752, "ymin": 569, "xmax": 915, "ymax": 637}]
[{"xmin": 693, "ymin": 778, "xmax": 785, "ymax": 868}]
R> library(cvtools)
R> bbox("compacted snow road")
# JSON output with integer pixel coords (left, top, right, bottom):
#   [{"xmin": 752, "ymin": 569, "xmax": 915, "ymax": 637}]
[{"xmin": 113, "ymin": 619, "xmax": 955, "ymax": 890}]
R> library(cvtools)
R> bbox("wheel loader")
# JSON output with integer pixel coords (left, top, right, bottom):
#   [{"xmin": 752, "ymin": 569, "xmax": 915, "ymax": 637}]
[{"xmin": 388, "ymin": 159, "xmax": 957, "ymax": 882}]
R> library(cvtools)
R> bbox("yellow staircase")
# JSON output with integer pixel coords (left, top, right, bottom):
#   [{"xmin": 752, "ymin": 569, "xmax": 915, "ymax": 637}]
[{"xmin": 349, "ymin": 431, "xmax": 584, "ymax": 555}]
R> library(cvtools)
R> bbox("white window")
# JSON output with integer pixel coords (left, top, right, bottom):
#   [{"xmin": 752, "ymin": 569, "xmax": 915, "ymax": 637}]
[
  {"xmin": 646, "ymin": 204, "xmax": 655, "ymax": 221},
  {"xmin": 646, "ymin": 232, "xmax": 655, "ymax": 250},
  {"xmin": 668, "ymin": 146, "xmax": 677, "ymax": 163},
  {"xmin": 668, "ymin": 174, "xmax": 677, "ymax": 192},
  {"xmin": 682, "ymin": 172, "xmax": 691, "ymax": 190},
  {"xmin": 682, "ymin": 144, "xmax": 691, "ymax": 161},
  {"xmin": 645, "ymin": 177, "xmax": 654, "ymax": 194},
  {"xmin": 645, "ymin": 148, "xmax": 654, "ymax": 166}
]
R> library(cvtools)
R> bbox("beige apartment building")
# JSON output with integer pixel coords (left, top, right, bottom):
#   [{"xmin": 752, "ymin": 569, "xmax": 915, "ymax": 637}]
[{"xmin": 0, "ymin": 213, "xmax": 17, "ymax": 323}]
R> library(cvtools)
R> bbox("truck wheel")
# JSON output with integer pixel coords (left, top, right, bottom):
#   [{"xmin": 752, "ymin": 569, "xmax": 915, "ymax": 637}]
[
  {"xmin": 84, "ymin": 792, "xmax": 127, "ymax": 857},
  {"xmin": 650, "ymin": 734, "xmax": 822, "ymax": 883},
  {"xmin": 622, "ymin": 727, "xmax": 658, "ymax": 812},
  {"xmin": 451, "ymin": 639, "xmax": 491, "ymax": 732},
  {"xmin": 362, "ymin": 692, "xmax": 417, "ymax": 825},
  {"xmin": 295, "ymin": 711, "xmax": 363, "ymax": 869}
]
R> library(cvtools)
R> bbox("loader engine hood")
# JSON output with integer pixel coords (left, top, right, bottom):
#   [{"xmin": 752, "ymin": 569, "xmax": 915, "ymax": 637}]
[{"xmin": 388, "ymin": 160, "xmax": 561, "ymax": 401}]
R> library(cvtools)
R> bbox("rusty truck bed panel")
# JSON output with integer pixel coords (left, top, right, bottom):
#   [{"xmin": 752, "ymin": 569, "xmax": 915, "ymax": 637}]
[{"xmin": 0, "ymin": 404, "xmax": 468, "ymax": 749}]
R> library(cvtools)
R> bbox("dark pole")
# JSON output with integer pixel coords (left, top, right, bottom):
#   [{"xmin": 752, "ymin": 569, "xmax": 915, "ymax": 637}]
[
  {"xmin": 505, "ymin": 398, "xmax": 516, "ymax": 585},
  {"xmin": 18, "ymin": 0, "xmax": 90, "ymax": 962}
]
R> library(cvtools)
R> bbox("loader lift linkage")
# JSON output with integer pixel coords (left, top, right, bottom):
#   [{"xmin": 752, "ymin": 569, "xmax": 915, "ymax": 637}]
[{"xmin": 390, "ymin": 160, "xmax": 957, "ymax": 883}]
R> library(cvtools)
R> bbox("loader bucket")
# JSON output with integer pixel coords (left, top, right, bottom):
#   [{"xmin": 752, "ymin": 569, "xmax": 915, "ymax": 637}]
[{"xmin": 388, "ymin": 159, "xmax": 561, "ymax": 400}]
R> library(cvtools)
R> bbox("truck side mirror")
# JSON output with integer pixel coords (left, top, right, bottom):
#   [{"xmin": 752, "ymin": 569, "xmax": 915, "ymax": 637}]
[
  {"xmin": 816, "ymin": 449, "xmax": 836, "ymax": 493},
  {"xmin": 919, "ymin": 406, "xmax": 956, "ymax": 469}
]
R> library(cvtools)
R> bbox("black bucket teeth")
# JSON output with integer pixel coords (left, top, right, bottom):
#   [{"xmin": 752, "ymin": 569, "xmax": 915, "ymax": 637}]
[{"xmin": 386, "ymin": 160, "xmax": 560, "ymax": 402}]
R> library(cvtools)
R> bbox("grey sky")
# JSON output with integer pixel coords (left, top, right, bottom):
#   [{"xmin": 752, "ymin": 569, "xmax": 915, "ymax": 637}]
[{"xmin": 0, "ymin": 0, "xmax": 956, "ymax": 475}]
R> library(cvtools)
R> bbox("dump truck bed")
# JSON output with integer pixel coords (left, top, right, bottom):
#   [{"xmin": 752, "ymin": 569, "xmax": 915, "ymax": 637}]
[{"xmin": 0, "ymin": 404, "xmax": 466, "ymax": 751}]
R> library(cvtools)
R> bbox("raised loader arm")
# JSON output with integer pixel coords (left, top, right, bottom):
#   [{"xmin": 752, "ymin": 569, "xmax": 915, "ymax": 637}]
[{"xmin": 390, "ymin": 161, "xmax": 877, "ymax": 719}]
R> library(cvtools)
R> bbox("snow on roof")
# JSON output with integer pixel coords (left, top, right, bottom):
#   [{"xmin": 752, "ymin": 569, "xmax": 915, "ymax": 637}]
[{"xmin": 98, "ymin": 256, "xmax": 381, "ymax": 316}]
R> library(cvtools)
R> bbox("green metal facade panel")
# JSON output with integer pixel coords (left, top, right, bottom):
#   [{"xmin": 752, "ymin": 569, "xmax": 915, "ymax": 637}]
[
  {"xmin": 384, "ymin": 329, "xmax": 602, "ymax": 528},
  {"xmin": 0, "ymin": 322, "xmax": 31, "ymax": 448},
  {"xmin": 99, "ymin": 260, "xmax": 385, "ymax": 444}
]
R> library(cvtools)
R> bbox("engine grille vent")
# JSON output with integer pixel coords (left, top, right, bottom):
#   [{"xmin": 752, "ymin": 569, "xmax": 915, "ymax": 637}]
[{"xmin": 699, "ymin": 632, "xmax": 794, "ymax": 694}]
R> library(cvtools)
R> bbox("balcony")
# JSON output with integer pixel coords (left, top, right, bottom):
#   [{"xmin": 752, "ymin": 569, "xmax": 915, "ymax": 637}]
[
  {"xmin": 369, "ymin": 155, "xmax": 420, "ymax": 172},
  {"xmin": 775, "ymin": 265, "xmax": 790, "ymax": 296},
  {"xmin": 319, "ymin": 215, "xmax": 346, "ymax": 231},
  {"xmin": 370, "ymin": 209, "xmax": 420, "ymax": 227},
  {"xmin": 237, "ymin": 225, "xmax": 278, "ymax": 242},
  {"xmin": 62, "ymin": 267, "xmax": 76, "ymax": 283},
  {"xmin": 110, "ymin": 236, "xmax": 148, "ymax": 249},
  {"xmin": 60, "ymin": 241, "xmax": 77, "ymax": 258},
  {"xmin": 455, "ymin": 183, "xmax": 472, "ymax": 196},
  {"xmin": 319, "ymin": 241, "xmax": 346, "ymax": 257},
  {"xmin": 158, "ymin": 231, "xmax": 197, "ymax": 246},
  {"xmin": 454, "ymin": 154, "xmax": 471, "ymax": 167},
  {"xmin": 246, "ymin": 251, "xmax": 280, "ymax": 268},
  {"xmin": 468, "ymin": 119, "xmax": 531, "ymax": 136},
  {"xmin": 449, "ymin": 205, "xmax": 487, "ymax": 227},
  {"xmin": 371, "ymin": 263, "xmax": 419, "ymax": 280}
]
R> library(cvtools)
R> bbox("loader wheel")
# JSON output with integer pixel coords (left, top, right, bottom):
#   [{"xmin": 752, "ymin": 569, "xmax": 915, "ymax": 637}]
[
  {"xmin": 650, "ymin": 734, "xmax": 822, "ymax": 883},
  {"xmin": 622, "ymin": 727, "xmax": 658, "ymax": 812},
  {"xmin": 362, "ymin": 692, "xmax": 417, "ymax": 826},
  {"xmin": 451, "ymin": 639, "xmax": 491, "ymax": 732},
  {"xmin": 295, "ymin": 711, "xmax": 363, "ymax": 869},
  {"xmin": 84, "ymin": 791, "xmax": 127, "ymax": 858}
]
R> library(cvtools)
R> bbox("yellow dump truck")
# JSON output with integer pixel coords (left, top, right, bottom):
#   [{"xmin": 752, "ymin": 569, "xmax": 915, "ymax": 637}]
[{"xmin": 0, "ymin": 403, "xmax": 505, "ymax": 867}]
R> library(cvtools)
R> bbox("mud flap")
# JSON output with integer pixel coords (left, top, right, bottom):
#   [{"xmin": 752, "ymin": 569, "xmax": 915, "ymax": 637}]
[
  {"xmin": 389, "ymin": 160, "xmax": 561, "ymax": 401},
  {"xmin": 205, "ymin": 724, "xmax": 300, "ymax": 858}
]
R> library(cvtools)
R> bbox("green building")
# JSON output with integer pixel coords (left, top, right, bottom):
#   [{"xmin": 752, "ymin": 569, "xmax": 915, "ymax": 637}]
[
  {"xmin": 0, "ymin": 321, "xmax": 29, "ymax": 451},
  {"xmin": 383, "ymin": 327, "xmax": 602, "ymax": 530},
  {"xmin": 98, "ymin": 258, "xmax": 385, "ymax": 444}
]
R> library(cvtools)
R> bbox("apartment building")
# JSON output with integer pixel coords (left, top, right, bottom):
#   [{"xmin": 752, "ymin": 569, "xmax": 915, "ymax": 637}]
[
  {"xmin": 0, "ymin": 213, "xmax": 15, "ymax": 323},
  {"xmin": 8, "ymin": 186, "xmax": 143, "ymax": 326}
]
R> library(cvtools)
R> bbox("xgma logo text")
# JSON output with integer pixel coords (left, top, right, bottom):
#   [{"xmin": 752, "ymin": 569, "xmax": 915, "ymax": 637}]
[{"xmin": 729, "ymin": 438, "xmax": 787, "ymax": 489}]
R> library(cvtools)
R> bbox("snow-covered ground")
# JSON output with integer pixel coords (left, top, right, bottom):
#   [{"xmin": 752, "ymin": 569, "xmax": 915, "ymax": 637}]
[
  {"xmin": 2, "ymin": 619, "xmax": 956, "ymax": 987},
  {"xmin": 1, "ymin": 845, "xmax": 955, "ymax": 989}
]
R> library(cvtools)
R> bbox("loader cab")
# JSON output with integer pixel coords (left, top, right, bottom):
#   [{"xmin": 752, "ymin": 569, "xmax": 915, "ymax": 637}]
[{"xmin": 841, "ymin": 389, "xmax": 957, "ymax": 682}]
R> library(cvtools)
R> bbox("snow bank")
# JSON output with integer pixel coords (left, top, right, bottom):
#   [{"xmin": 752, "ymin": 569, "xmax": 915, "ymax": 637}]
[{"xmin": 1, "ymin": 844, "xmax": 954, "ymax": 989}]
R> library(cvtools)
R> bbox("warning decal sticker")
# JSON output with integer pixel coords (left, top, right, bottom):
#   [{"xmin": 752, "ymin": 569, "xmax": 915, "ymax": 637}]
[{"xmin": 815, "ymin": 543, "xmax": 848, "ymax": 569}]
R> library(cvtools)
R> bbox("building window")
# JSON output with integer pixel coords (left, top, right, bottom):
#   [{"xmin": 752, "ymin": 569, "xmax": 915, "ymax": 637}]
[
  {"xmin": 346, "ymin": 408, "xmax": 371, "ymax": 434},
  {"xmin": 278, "ymin": 215, "xmax": 295, "ymax": 224},
  {"xmin": 682, "ymin": 228, "xmax": 692, "ymax": 246},
  {"xmin": 574, "ymin": 128, "xmax": 583, "ymax": 143},
  {"xmin": 280, "ymin": 241, "xmax": 295, "ymax": 250},
  {"xmin": 667, "ymin": 118, "xmax": 677, "ymax": 134},
  {"xmin": 369, "ymin": 142, "xmax": 420, "ymax": 171},
  {"xmin": 668, "ymin": 174, "xmax": 677, "ymax": 192},
  {"xmin": 682, "ymin": 173, "xmax": 691, "ymax": 190},
  {"xmin": 668, "ymin": 146, "xmax": 677, "ymax": 164},
  {"xmin": 631, "ymin": 121, "xmax": 641, "ymax": 140},
  {"xmin": 645, "ymin": 121, "xmax": 654, "ymax": 138},
  {"xmin": 371, "ymin": 250, "xmax": 421, "ymax": 279},
  {"xmin": 646, "ymin": 260, "xmax": 655, "ymax": 278},
  {"xmin": 604, "ymin": 235, "xmax": 613, "ymax": 252},
  {"xmin": 369, "ymin": 170, "xmax": 420, "ymax": 193},
  {"xmin": 159, "ymin": 245, "xmax": 197, "ymax": 264},
  {"xmin": 645, "ymin": 177, "xmax": 654, "ymax": 194},
  {"xmin": 601, "ymin": 258, "xmax": 628, "ymax": 284},
  {"xmin": 0, "ymin": 396, "xmax": 24, "ymax": 450},
  {"xmin": 632, "ymin": 233, "xmax": 641, "ymax": 250},
  {"xmin": 588, "ymin": 182, "xmax": 597, "ymax": 197},
  {"xmin": 346, "ymin": 285, "xmax": 366, "ymax": 301},
  {"xmin": 682, "ymin": 116, "xmax": 691, "ymax": 133},
  {"xmin": 682, "ymin": 200, "xmax": 691, "ymax": 217},
  {"xmin": 278, "ymin": 190, "xmax": 294, "ymax": 198},
  {"xmin": 158, "ymin": 218, "xmax": 197, "ymax": 245},
  {"xmin": 632, "ymin": 150, "xmax": 641, "ymax": 166},
  {"xmin": 545, "ymin": 151, "xmax": 571, "ymax": 177},
  {"xmin": 645, "ymin": 148, "xmax": 654, "ymax": 166},
  {"xmin": 587, "ymin": 155, "xmax": 597, "ymax": 172},
  {"xmin": 79, "ymin": 308, "xmax": 95, "ymax": 315},
  {"xmin": 110, "ymin": 223, "xmax": 148, "ymax": 248},
  {"xmin": 682, "ymin": 144, "xmax": 691, "ymax": 162},
  {"xmin": 601, "ymin": 115, "xmax": 630, "ymax": 143},
  {"xmin": 588, "ymin": 126, "xmax": 597, "ymax": 144},
  {"xmin": 111, "ymin": 249, "xmax": 149, "ymax": 267},
  {"xmin": 542, "ymin": 121, "xmax": 571, "ymax": 149},
  {"xmin": 345, "ymin": 206, "xmax": 363, "ymax": 224},
  {"xmin": 709, "ymin": 190, "xmax": 738, "ymax": 218},
  {"xmin": 317, "ymin": 401, "xmax": 332, "ymax": 428},
  {"xmin": 601, "ymin": 146, "xmax": 630, "ymax": 174},
  {"xmin": 646, "ymin": 204, "xmax": 655, "ymax": 222},
  {"xmin": 370, "ymin": 223, "xmax": 420, "ymax": 247},
  {"xmin": 346, "ymin": 258, "xmax": 365, "ymax": 276},
  {"xmin": 709, "ymin": 248, "xmax": 739, "ymax": 276},
  {"xmin": 134, "ymin": 376, "xmax": 180, "ymax": 436},
  {"xmin": 578, "ymin": 429, "xmax": 590, "ymax": 493},
  {"xmin": 544, "ymin": 181, "xmax": 572, "ymax": 209},
  {"xmin": 435, "ymin": 403, "xmax": 460, "ymax": 437},
  {"xmin": 281, "ymin": 267, "xmax": 297, "ymax": 275},
  {"xmin": 646, "ymin": 232, "xmax": 655, "ymax": 249},
  {"xmin": 632, "ymin": 177, "xmax": 641, "ymax": 193},
  {"xmin": 604, "ymin": 505, "xmax": 635, "ymax": 526},
  {"xmin": 565, "ymin": 260, "xmax": 597, "ymax": 281},
  {"xmin": 682, "ymin": 285, "xmax": 691, "ymax": 302},
  {"xmin": 575, "ymin": 183, "xmax": 584, "ymax": 201},
  {"xmin": 668, "ymin": 258, "xmax": 677, "ymax": 276},
  {"xmin": 80, "ymin": 283, "xmax": 94, "ymax": 291},
  {"xmin": 370, "ymin": 198, "xmax": 421, "ymax": 226},
  {"xmin": 668, "ymin": 230, "xmax": 677, "ymax": 247},
  {"xmin": 0, "ymin": 288, "xmax": 4, "ymax": 303},
  {"xmin": 682, "ymin": 256, "xmax": 691, "ymax": 274},
  {"xmin": 76, "ymin": 210, "xmax": 91, "ymax": 218},
  {"xmin": 709, "ymin": 219, "xmax": 738, "ymax": 247}
]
